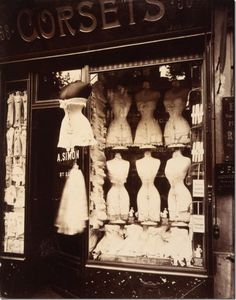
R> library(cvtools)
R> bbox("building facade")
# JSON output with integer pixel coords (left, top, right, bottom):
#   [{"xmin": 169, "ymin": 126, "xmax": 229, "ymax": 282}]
[{"xmin": 0, "ymin": 0, "xmax": 234, "ymax": 298}]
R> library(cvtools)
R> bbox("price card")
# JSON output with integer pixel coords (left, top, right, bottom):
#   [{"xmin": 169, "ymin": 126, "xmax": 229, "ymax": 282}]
[
  {"xmin": 192, "ymin": 215, "xmax": 205, "ymax": 233},
  {"xmin": 193, "ymin": 179, "xmax": 205, "ymax": 197}
]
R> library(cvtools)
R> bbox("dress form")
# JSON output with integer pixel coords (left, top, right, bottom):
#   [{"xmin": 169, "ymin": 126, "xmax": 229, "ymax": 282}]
[
  {"xmin": 57, "ymin": 98, "xmax": 96, "ymax": 149},
  {"xmin": 106, "ymin": 85, "xmax": 133, "ymax": 148},
  {"xmin": 163, "ymin": 87, "xmax": 190, "ymax": 147},
  {"xmin": 106, "ymin": 153, "xmax": 130, "ymax": 223},
  {"xmin": 134, "ymin": 81, "xmax": 162, "ymax": 146},
  {"xmin": 136, "ymin": 151, "xmax": 161, "ymax": 223},
  {"xmin": 165, "ymin": 150, "xmax": 192, "ymax": 222}
]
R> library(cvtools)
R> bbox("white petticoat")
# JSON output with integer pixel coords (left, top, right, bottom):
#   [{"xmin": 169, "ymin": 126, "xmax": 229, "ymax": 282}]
[{"xmin": 55, "ymin": 166, "xmax": 88, "ymax": 235}]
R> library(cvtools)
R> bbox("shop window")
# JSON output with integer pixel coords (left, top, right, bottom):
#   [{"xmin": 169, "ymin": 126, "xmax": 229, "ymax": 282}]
[
  {"xmin": 88, "ymin": 59, "xmax": 206, "ymax": 273},
  {"xmin": 1, "ymin": 79, "xmax": 29, "ymax": 256},
  {"xmin": 35, "ymin": 69, "xmax": 83, "ymax": 102}
]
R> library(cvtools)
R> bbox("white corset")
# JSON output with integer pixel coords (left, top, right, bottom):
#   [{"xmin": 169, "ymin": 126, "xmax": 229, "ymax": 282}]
[
  {"xmin": 106, "ymin": 91, "xmax": 133, "ymax": 147},
  {"xmin": 134, "ymin": 100, "xmax": 162, "ymax": 146},
  {"xmin": 106, "ymin": 156, "xmax": 130, "ymax": 221},
  {"xmin": 136, "ymin": 155, "xmax": 161, "ymax": 222},
  {"xmin": 165, "ymin": 152, "xmax": 192, "ymax": 221},
  {"xmin": 57, "ymin": 98, "xmax": 96, "ymax": 149},
  {"xmin": 164, "ymin": 97, "xmax": 190, "ymax": 146}
]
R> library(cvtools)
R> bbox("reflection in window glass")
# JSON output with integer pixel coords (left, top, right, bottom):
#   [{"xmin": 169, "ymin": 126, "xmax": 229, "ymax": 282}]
[{"xmin": 37, "ymin": 69, "xmax": 82, "ymax": 101}]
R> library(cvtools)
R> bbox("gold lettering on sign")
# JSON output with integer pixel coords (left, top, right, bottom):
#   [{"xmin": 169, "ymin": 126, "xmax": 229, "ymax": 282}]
[
  {"xmin": 56, "ymin": 5, "xmax": 76, "ymax": 37},
  {"xmin": 144, "ymin": 0, "xmax": 165, "ymax": 22},
  {"xmin": 17, "ymin": 9, "xmax": 39, "ymax": 42},
  {"xmin": 99, "ymin": 0, "xmax": 121, "ymax": 30},
  {"xmin": 15, "ymin": 1, "xmax": 167, "ymax": 43},
  {"xmin": 78, "ymin": 1, "xmax": 97, "ymax": 33},
  {"xmin": 125, "ymin": 0, "xmax": 136, "ymax": 25},
  {"xmin": 57, "ymin": 150, "xmax": 80, "ymax": 162},
  {"xmin": 38, "ymin": 9, "xmax": 56, "ymax": 39}
]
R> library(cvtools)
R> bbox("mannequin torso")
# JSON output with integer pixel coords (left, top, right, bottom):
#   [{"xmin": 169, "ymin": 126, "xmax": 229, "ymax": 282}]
[
  {"xmin": 134, "ymin": 82, "xmax": 162, "ymax": 146},
  {"xmin": 164, "ymin": 91, "xmax": 190, "ymax": 146},
  {"xmin": 106, "ymin": 153, "xmax": 130, "ymax": 222},
  {"xmin": 165, "ymin": 150, "xmax": 192, "ymax": 221},
  {"xmin": 106, "ymin": 86, "xmax": 133, "ymax": 147},
  {"xmin": 136, "ymin": 151, "xmax": 161, "ymax": 223}
]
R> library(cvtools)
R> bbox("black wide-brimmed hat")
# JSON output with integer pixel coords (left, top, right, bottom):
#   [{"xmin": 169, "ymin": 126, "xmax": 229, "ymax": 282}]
[{"xmin": 60, "ymin": 80, "xmax": 92, "ymax": 99}]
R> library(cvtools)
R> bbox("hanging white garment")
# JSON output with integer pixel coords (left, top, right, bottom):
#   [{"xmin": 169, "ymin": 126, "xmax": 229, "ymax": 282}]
[
  {"xmin": 7, "ymin": 93, "xmax": 14, "ymax": 128},
  {"xmin": 55, "ymin": 165, "xmax": 88, "ymax": 235},
  {"xmin": 57, "ymin": 98, "xmax": 96, "ymax": 149}
]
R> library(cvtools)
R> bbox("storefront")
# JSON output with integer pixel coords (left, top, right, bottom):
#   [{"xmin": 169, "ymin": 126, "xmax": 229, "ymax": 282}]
[{"xmin": 0, "ymin": 0, "xmax": 234, "ymax": 298}]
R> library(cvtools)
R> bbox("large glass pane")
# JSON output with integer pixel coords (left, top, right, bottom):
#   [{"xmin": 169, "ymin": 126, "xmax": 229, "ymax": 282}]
[
  {"xmin": 36, "ymin": 69, "xmax": 82, "ymax": 101},
  {"xmin": 1, "ymin": 80, "xmax": 28, "ymax": 255},
  {"xmin": 88, "ymin": 61, "xmax": 206, "ymax": 271}
]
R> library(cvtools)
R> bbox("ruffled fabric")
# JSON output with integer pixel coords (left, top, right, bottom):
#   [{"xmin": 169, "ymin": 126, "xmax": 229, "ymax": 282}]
[
  {"xmin": 89, "ymin": 82, "xmax": 108, "ymax": 228},
  {"xmin": 134, "ymin": 118, "xmax": 163, "ymax": 146},
  {"xmin": 57, "ymin": 98, "xmax": 96, "ymax": 149},
  {"xmin": 55, "ymin": 165, "xmax": 88, "ymax": 235}
]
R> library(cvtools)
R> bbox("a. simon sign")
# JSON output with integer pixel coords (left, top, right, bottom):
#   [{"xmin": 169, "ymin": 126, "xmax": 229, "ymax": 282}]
[{"xmin": 0, "ymin": 0, "xmax": 210, "ymax": 62}]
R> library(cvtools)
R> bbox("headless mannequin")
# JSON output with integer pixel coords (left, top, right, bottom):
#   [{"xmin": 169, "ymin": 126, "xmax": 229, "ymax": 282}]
[
  {"xmin": 106, "ymin": 85, "xmax": 133, "ymax": 147},
  {"xmin": 163, "ymin": 87, "xmax": 190, "ymax": 146},
  {"xmin": 136, "ymin": 151, "xmax": 161, "ymax": 223},
  {"xmin": 106, "ymin": 153, "xmax": 130, "ymax": 223},
  {"xmin": 165, "ymin": 150, "xmax": 192, "ymax": 222},
  {"xmin": 134, "ymin": 81, "xmax": 162, "ymax": 146}
]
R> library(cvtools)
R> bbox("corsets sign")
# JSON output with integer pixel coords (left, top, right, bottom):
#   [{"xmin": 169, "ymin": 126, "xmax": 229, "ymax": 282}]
[{"xmin": 0, "ymin": 0, "xmax": 210, "ymax": 62}]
